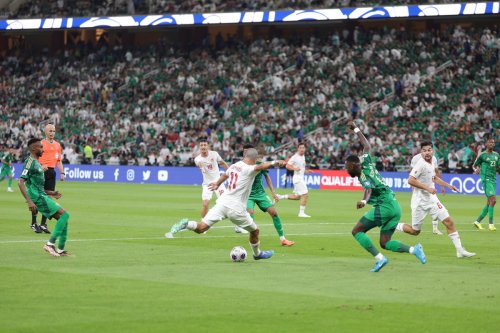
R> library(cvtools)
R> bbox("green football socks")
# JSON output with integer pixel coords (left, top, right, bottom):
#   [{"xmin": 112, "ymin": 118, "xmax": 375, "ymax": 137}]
[
  {"xmin": 488, "ymin": 206, "xmax": 494, "ymax": 225},
  {"xmin": 49, "ymin": 212, "xmax": 70, "ymax": 249},
  {"xmin": 354, "ymin": 232, "xmax": 379, "ymax": 256},
  {"xmin": 476, "ymin": 205, "xmax": 488, "ymax": 223},
  {"xmin": 272, "ymin": 215, "xmax": 285, "ymax": 237},
  {"xmin": 385, "ymin": 240, "xmax": 410, "ymax": 253}
]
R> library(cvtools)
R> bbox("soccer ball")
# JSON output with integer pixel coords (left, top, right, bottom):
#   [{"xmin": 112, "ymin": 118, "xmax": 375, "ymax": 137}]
[{"xmin": 230, "ymin": 246, "xmax": 247, "ymax": 262}]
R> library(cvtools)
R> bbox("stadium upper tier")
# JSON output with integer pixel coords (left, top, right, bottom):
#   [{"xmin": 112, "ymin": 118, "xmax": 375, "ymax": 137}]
[
  {"xmin": 0, "ymin": 24, "xmax": 498, "ymax": 172},
  {"xmin": 2, "ymin": 0, "xmax": 457, "ymax": 19}
]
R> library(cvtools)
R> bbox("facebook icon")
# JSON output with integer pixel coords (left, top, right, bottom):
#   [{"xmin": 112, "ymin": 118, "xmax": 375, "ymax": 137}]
[{"xmin": 114, "ymin": 168, "xmax": 120, "ymax": 181}]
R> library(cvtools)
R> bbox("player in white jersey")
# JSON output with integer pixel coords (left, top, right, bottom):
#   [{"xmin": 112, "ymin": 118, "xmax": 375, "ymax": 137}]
[
  {"xmin": 194, "ymin": 139, "xmax": 229, "ymax": 218},
  {"xmin": 166, "ymin": 149, "xmax": 285, "ymax": 260},
  {"xmin": 410, "ymin": 152, "xmax": 443, "ymax": 235},
  {"xmin": 396, "ymin": 142, "xmax": 475, "ymax": 258},
  {"xmin": 276, "ymin": 143, "xmax": 312, "ymax": 217}
]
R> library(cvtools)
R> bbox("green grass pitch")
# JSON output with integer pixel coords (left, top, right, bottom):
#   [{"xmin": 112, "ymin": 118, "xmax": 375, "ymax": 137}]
[{"xmin": 1, "ymin": 182, "xmax": 499, "ymax": 333}]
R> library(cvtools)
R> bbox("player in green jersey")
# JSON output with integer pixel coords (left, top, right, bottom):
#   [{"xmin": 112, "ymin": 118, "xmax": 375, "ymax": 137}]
[
  {"xmin": 0, "ymin": 148, "xmax": 14, "ymax": 192},
  {"xmin": 18, "ymin": 138, "xmax": 72, "ymax": 257},
  {"xmin": 244, "ymin": 145, "xmax": 294, "ymax": 246},
  {"xmin": 473, "ymin": 137, "xmax": 499, "ymax": 231},
  {"xmin": 345, "ymin": 122, "xmax": 426, "ymax": 272}
]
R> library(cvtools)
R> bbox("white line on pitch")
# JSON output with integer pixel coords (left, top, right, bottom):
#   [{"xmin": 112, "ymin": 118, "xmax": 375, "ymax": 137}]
[{"xmin": 0, "ymin": 229, "xmax": 481, "ymax": 244}]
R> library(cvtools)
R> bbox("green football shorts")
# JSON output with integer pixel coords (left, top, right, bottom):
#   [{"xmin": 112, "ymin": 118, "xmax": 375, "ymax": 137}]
[
  {"xmin": 359, "ymin": 196, "xmax": 401, "ymax": 234},
  {"xmin": 247, "ymin": 193, "xmax": 274, "ymax": 212},
  {"xmin": 0, "ymin": 166, "xmax": 12, "ymax": 178},
  {"xmin": 482, "ymin": 180, "xmax": 496, "ymax": 197},
  {"xmin": 33, "ymin": 194, "xmax": 61, "ymax": 219}
]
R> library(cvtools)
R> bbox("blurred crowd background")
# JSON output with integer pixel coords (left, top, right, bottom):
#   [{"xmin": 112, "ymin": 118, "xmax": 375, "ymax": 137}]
[{"xmin": 0, "ymin": 1, "xmax": 498, "ymax": 173}]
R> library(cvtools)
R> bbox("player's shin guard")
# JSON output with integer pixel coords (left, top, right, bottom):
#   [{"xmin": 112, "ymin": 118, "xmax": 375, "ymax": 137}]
[
  {"xmin": 477, "ymin": 205, "xmax": 489, "ymax": 222},
  {"xmin": 31, "ymin": 212, "xmax": 37, "ymax": 225},
  {"xmin": 272, "ymin": 215, "xmax": 285, "ymax": 237},
  {"xmin": 49, "ymin": 212, "xmax": 70, "ymax": 244},
  {"xmin": 385, "ymin": 240, "xmax": 410, "ymax": 253},
  {"xmin": 354, "ymin": 232, "xmax": 379, "ymax": 256},
  {"xmin": 7, "ymin": 178, "xmax": 12, "ymax": 187}
]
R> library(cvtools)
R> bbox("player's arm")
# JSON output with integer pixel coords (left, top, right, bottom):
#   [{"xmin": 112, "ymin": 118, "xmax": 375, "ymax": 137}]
[
  {"xmin": 348, "ymin": 121, "xmax": 370, "ymax": 153},
  {"xmin": 208, "ymin": 174, "xmax": 229, "ymax": 191},
  {"xmin": 264, "ymin": 174, "xmax": 279, "ymax": 202},
  {"xmin": 472, "ymin": 154, "xmax": 482, "ymax": 174},
  {"xmin": 219, "ymin": 160, "xmax": 229, "ymax": 170},
  {"xmin": 432, "ymin": 176, "xmax": 459, "ymax": 193},
  {"xmin": 285, "ymin": 162, "xmax": 299, "ymax": 172},
  {"xmin": 57, "ymin": 146, "xmax": 65, "ymax": 181},
  {"xmin": 435, "ymin": 167, "xmax": 446, "ymax": 194},
  {"xmin": 18, "ymin": 179, "xmax": 38, "ymax": 213},
  {"xmin": 408, "ymin": 176, "xmax": 437, "ymax": 194},
  {"xmin": 255, "ymin": 160, "xmax": 285, "ymax": 171},
  {"xmin": 45, "ymin": 190, "xmax": 62, "ymax": 199},
  {"xmin": 357, "ymin": 188, "xmax": 372, "ymax": 209},
  {"xmin": 196, "ymin": 161, "xmax": 205, "ymax": 173}
]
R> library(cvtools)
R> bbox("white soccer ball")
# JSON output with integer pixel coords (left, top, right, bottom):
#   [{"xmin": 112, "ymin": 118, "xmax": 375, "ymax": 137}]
[{"xmin": 230, "ymin": 246, "xmax": 247, "ymax": 262}]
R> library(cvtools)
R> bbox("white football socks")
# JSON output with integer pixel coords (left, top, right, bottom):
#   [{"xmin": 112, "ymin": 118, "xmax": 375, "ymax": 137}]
[
  {"xmin": 250, "ymin": 242, "xmax": 261, "ymax": 256},
  {"xmin": 187, "ymin": 221, "xmax": 198, "ymax": 230},
  {"xmin": 448, "ymin": 231, "xmax": 463, "ymax": 250},
  {"xmin": 299, "ymin": 205, "xmax": 306, "ymax": 214},
  {"xmin": 432, "ymin": 220, "xmax": 439, "ymax": 231}
]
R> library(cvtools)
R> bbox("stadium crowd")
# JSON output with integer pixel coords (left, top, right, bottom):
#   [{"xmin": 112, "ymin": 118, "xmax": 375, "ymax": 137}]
[
  {"xmin": 1, "ymin": 24, "xmax": 499, "ymax": 172},
  {"xmin": 3, "ymin": 0, "xmax": 458, "ymax": 19}
]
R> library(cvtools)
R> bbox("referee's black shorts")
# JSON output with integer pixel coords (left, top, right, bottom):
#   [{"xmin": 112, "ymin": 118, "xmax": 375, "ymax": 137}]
[{"xmin": 44, "ymin": 168, "xmax": 56, "ymax": 191}]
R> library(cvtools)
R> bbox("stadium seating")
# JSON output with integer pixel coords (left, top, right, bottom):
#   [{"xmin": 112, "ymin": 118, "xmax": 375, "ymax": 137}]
[{"xmin": 0, "ymin": 24, "xmax": 498, "ymax": 172}]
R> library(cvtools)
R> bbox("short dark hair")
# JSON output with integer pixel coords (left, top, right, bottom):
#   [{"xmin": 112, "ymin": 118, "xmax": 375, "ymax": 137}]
[
  {"xmin": 27, "ymin": 138, "xmax": 41, "ymax": 147},
  {"xmin": 198, "ymin": 138, "xmax": 208, "ymax": 144},
  {"xmin": 298, "ymin": 142, "xmax": 306, "ymax": 148},
  {"xmin": 243, "ymin": 144, "xmax": 254, "ymax": 150},
  {"xmin": 420, "ymin": 141, "xmax": 433, "ymax": 149},
  {"xmin": 346, "ymin": 155, "xmax": 360, "ymax": 164}
]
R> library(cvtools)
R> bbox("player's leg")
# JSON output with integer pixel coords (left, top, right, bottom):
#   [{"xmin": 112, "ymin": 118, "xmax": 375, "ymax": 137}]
[
  {"xmin": 201, "ymin": 199, "xmax": 210, "ymax": 218},
  {"xmin": 435, "ymin": 205, "xmax": 476, "ymax": 258},
  {"xmin": 6, "ymin": 172, "xmax": 13, "ymax": 192},
  {"xmin": 263, "ymin": 198, "xmax": 294, "ymax": 246},
  {"xmin": 380, "ymin": 200, "xmax": 426, "ymax": 264},
  {"xmin": 431, "ymin": 218, "xmax": 442, "ymax": 235},
  {"xmin": 487, "ymin": 192, "xmax": 496, "ymax": 231},
  {"xmin": 229, "ymin": 209, "xmax": 273, "ymax": 260},
  {"xmin": 298, "ymin": 193, "xmax": 310, "ymax": 217},
  {"xmin": 474, "ymin": 183, "xmax": 495, "ymax": 230},
  {"xmin": 36, "ymin": 196, "xmax": 65, "ymax": 256},
  {"xmin": 40, "ymin": 170, "xmax": 56, "ymax": 232},
  {"xmin": 396, "ymin": 205, "xmax": 425, "ymax": 236},
  {"xmin": 166, "ymin": 203, "xmax": 224, "ymax": 237},
  {"xmin": 48, "ymin": 208, "xmax": 71, "ymax": 256},
  {"xmin": 351, "ymin": 207, "xmax": 384, "ymax": 260},
  {"xmin": 30, "ymin": 211, "xmax": 41, "ymax": 233},
  {"xmin": 276, "ymin": 193, "xmax": 300, "ymax": 200},
  {"xmin": 201, "ymin": 185, "xmax": 213, "ymax": 218}
]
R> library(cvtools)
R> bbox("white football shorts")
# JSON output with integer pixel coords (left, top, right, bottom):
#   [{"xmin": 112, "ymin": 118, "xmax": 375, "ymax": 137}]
[
  {"xmin": 202, "ymin": 202, "xmax": 258, "ymax": 232},
  {"xmin": 411, "ymin": 196, "xmax": 449, "ymax": 230},
  {"xmin": 201, "ymin": 184, "xmax": 226, "ymax": 201},
  {"xmin": 293, "ymin": 179, "xmax": 308, "ymax": 196}
]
